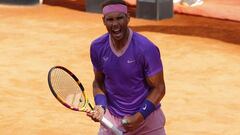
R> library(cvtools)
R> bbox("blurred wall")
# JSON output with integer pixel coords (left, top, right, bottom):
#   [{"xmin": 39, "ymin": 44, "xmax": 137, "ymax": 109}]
[{"xmin": 0, "ymin": 0, "xmax": 40, "ymax": 5}]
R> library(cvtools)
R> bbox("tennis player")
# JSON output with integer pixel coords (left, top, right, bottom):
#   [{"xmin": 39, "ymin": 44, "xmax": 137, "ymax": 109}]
[{"xmin": 87, "ymin": 0, "xmax": 166, "ymax": 134}]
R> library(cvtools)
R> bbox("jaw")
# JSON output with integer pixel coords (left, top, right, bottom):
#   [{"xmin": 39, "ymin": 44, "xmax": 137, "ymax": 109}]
[
  {"xmin": 111, "ymin": 31, "xmax": 123, "ymax": 40},
  {"xmin": 110, "ymin": 27, "xmax": 128, "ymax": 41}
]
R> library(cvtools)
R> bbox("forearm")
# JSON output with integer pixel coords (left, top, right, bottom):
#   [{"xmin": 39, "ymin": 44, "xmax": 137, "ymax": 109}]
[
  {"xmin": 87, "ymin": 81, "xmax": 106, "ymax": 122},
  {"xmin": 92, "ymin": 79, "xmax": 107, "ymax": 111},
  {"xmin": 146, "ymin": 84, "xmax": 165, "ymax": 106},
  {"xmin": 137, "ymin": 71, "xmax": 165, "ymax": 119},
  {"xmin": 92, "ymin": 80, "xmax": 106, "ymax": 96},
  {"xmin": 122, "ymin": 85, "xmax": 166, "ymax": 129}
]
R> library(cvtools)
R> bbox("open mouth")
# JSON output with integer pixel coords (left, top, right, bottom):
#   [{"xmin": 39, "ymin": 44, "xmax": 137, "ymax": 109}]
[
  {"xmin": 112, "ymin": 28, "xmax": 122, "ymax": 39},
  {"xmin": 112, "ymin": 28, "xmax": 121, "ymax": 34}
]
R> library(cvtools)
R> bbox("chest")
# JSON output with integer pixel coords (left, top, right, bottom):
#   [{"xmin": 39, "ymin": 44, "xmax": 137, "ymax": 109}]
[{"xmin": 100, "ymin": 48, "xmax": 143, "ymax": 78}]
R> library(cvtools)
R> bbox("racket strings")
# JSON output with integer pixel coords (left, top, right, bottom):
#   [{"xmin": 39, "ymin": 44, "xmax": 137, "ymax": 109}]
[
  {"xmin": 50, "ymin": 69, "xmax": 86, "ymax": 109},
  {"xmin": 53, "ymin": 70, "xmax": 74, "ymax": 98}
]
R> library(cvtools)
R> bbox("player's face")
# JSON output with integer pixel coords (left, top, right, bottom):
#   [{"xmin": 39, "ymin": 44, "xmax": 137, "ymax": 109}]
[{"xmin": 103, "ymin": 12, "xmax": 130, "ymax": 41}]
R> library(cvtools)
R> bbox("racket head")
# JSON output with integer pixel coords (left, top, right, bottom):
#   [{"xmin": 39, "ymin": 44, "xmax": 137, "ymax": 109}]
[{"xmin": 48, "ymin": 66, "xmax": 91, "ymax": 111}]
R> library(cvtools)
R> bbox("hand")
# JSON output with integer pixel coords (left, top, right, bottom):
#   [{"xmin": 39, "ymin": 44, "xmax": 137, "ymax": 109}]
[
  {"xmin": 86, "ymin": 105, "xmax": 105, "ymax": 122},
  {"xmin": 122, "ymin": 112, "xmax": 144, "ymax": 132}
]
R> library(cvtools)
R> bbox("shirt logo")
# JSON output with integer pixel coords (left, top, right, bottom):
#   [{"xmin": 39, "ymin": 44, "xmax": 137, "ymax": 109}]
[
  {"xmin": 103, "ymin": 57, "xmax": 109, "ymax": 62},
  {"xmin": 142, "ymin": 104, "xmax": 147, "ymax": 110},
  {"xmin": 127, "ymin": 60, "xmax": 135, "ymax": 64}
]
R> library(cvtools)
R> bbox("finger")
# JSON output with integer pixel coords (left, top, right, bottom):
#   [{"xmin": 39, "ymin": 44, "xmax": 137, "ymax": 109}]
[
  {"xmin": 86, "ymin": 112, "xmax": 92, "ymax": 116},
  {"xmin": 122, "ymin": 122, "xmax": 135, "ymax": 132},
  {"xmin": 85, "ymin": 109, "xmax": 91, "ymax": 113},
  {"xmin": 94, "ymin": 106, "xmax": 102, "ymax": 112},
  {"xmin": 93, "ymin": 107, "xmax": 104, "ymax": 118},
  {"xmin": 123, "ymin": 124, "xmax": 135, "ymax": 131},
  {"xmin": 122, "ymin": 119, "xmax": 128, "ymax": 126},
  {"xmin": 92, "ymin": 110, "xmax": 102, "ymax": 120},
  {"xmin": 86, "ymin": 111, "xmax": 94, "ymax": 117},
  {"xmin": 122, "ymin": 126, "xmax": 132, "ymax": 132}
]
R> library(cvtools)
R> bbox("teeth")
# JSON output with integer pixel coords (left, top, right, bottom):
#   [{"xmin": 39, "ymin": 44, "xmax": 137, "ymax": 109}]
[
  {"xmin": 113, "ymin": 29, "xmax": 120, "ymax": 31},
  {"xmin": 113, "ymin": 29, "xmax": 120, "ymax": 33}
]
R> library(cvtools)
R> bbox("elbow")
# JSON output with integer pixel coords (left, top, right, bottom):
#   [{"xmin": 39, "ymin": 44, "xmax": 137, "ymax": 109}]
[{"xmin": 160, "ymin": 84, "xmax": 166, "ymax": 97}]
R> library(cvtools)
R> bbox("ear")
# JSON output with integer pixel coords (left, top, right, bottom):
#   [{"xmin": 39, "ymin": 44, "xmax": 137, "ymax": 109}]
[
  {"xmin": 102, "ymin": 16, "xmax": 106, "ymax": 25},
  {"xmin": 126, "ymin": 13, "xmax": 130, "ymax": 24}
]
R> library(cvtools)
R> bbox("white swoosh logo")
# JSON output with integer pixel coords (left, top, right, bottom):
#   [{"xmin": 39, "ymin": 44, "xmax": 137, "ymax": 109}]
[
  {"xmin": 127, "ymin": 60, "xmax": 135, "ymax": 63},
  {"xmin": 143, "ymin": 104, "xmax": 147, "ymax": 110}
]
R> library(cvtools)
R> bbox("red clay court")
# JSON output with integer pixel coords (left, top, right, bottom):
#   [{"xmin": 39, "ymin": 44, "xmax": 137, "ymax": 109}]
[{"xmin": 0, "ymin": 0, "xmax": 239, "ymax": 135}]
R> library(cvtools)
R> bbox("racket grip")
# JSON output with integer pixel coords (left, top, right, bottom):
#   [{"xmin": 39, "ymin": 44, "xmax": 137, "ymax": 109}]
[{"xmin": 101, "ymin": 116, "xmax": 123, "ymax": 135}]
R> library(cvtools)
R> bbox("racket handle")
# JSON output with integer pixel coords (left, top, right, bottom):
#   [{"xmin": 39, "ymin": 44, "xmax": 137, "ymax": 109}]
[{"xmin": 101, "ymin": 116, "xmax": 123, "ymax": 135}]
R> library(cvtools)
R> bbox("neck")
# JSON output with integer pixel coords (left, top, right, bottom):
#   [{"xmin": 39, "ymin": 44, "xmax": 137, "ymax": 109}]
[{"xmin": 111, "ymin": 29, "xmax": 130, "ymax": 51}]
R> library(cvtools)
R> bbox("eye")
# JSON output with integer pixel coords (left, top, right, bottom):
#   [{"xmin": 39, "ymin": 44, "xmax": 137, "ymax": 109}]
[
  {"xmin": 117, "ymin": 16, "xmax": 124, "ymax": 20},
  {"xmin": 106, "ymin": 18, "xmax": 114, "ymax": 22}
]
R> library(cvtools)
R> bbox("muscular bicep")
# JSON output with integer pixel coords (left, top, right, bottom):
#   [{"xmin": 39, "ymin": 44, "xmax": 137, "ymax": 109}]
[
  {"xmin": 146, "ymin": 71, "xmax": 165, "ymax": 88},
  {"xmin": 146, "ymin": 71, "xmax": 166, "ymax": 105},
  {"xmin": 94, "ymin": 70, "xmax": 104, "ymax": 83}
]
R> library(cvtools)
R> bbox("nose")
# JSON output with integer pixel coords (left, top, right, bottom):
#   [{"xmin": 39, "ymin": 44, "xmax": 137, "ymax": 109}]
[{"xmin": 112, "ymin": 20, "xmax": 118, "ymax": 27}]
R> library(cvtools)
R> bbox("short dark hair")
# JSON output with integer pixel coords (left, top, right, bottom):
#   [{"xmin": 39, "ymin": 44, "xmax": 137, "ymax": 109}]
[{"xmin": 101, "ymin": 0, "xmax": 127, "ymax": 9}]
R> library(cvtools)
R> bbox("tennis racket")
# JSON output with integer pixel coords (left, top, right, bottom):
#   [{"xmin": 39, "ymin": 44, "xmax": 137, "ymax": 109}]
[{"xmin": 48, "ymin": 66, "xmax": 123, "ymax": 135}]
